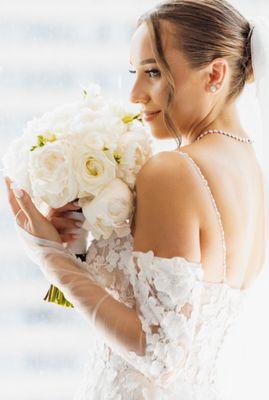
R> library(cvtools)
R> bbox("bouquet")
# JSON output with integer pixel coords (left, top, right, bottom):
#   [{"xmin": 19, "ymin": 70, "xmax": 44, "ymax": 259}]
[{"xmin": 2, "ymin": 83, "xmax": 153, "ymax": 307}]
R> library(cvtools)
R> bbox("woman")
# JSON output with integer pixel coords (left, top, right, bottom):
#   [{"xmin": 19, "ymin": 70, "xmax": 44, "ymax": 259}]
[{"xmin": 4, "ymin": 0, "xmax": 268, "ymax": 399}]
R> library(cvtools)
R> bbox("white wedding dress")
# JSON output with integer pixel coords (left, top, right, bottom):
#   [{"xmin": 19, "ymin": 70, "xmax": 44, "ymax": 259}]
[{"xmin": 72, "ymin": 151, "xmax": 250, "ymax": 400}]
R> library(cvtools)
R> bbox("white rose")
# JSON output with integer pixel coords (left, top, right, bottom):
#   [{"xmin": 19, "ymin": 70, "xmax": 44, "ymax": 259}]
[
  {"xmin": 29, "ymin": 140, "xmax": 78, "ymax": 208},
  {"xmin": 79, "ymin": 178, "xmax": 134, "ymax": 240},
  {"xmin": 74, "ymin": 146, "xmax": 117, "ymax": 198}
]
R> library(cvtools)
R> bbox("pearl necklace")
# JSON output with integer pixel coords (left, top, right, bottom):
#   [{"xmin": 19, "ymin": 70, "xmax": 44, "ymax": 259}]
[{"xmin": 195, "ymin": 129, "xmax": 255, "ymax": 144}]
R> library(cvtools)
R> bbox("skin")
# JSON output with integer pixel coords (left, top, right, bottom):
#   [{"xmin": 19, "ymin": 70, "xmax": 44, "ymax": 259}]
[
  {"xmin": 129, "ymin": 21, "xmax": 251, "ymax": 145},
  {"xmin": 2, "ymin": 17, "xmax": 266, "ymax": 356},
  {"xmin": 4, "ymin": 178, "xmax": 86, "ymax": 244},
  {"xmin": 129, "ymin": 21, "xmax": 266, "ymax": 289},
  {"xmin": 3, "ymin": 20, "xmax": 265, "ymax": 292}
]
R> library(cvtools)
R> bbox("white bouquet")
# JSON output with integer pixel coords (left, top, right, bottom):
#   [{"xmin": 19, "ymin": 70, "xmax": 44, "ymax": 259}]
[{"xmin": 2, "ymin": 83, "xmax": 153, "ymax": 307}]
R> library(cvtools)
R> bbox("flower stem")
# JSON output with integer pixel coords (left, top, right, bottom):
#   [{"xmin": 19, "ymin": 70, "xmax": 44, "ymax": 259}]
[{"xmin": 43, "ymin": 284, "xmax": 74, "ymax": 308}]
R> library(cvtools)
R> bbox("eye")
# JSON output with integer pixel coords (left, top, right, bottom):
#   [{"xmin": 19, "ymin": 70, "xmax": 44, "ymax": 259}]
[
  {"xmin": 145, "ymin": 69, "xmax": 161, "ymax": 78},
  {"xmin": 128, "ymin": 68, "xmax": 161, "ymax": 78}
]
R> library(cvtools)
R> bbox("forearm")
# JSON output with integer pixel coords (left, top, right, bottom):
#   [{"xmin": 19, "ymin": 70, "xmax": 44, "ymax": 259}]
[
  {"xmin": 43, "ymin": 252, "xmax": 146, "ymax": 357},
  {"xmin": 15, "ymin": 224, "xmax": 204, "ymax": 387}
]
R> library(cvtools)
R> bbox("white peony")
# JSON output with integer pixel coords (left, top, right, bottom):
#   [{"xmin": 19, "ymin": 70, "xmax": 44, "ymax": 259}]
[
  {"xmin": 2, "ymin": 136, "xmax": 32, "ymax": 193},
  {"xmin": 2, "ymin": 83, "xmax": 153, "ymax": 241},
  {"xmin": 29, "ymin": 140, "xmax": 78, "ymax": 208},
  {"xmin": 116, "ymin": 124, "xmax": 153, "ymax": 189},
  {"xmin": 23, "ymin": 101, "xmax": 80, "ymax": 140},
  {"xmin": 81, "ymin": 83, "xmax": 104, "ymax": 111},
  {"xmin": 78, "ymin": 178, "xmax": 133, "ymax": 240}
]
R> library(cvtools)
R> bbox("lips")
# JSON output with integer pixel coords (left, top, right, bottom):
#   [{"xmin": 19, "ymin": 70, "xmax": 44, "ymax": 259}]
[
  {"xmin": 142, "ymin": 110, "xmax": 161, "ymax": 121},
  {"xmin": 142, "ymin": 110, "xmax": 161, "ymax": 117}
]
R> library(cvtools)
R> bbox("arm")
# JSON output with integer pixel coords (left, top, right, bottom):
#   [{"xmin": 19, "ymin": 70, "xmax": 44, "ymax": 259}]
[
  {"xmin": 81, "ymin": 234, "xmax": 136, "ymax": 309},
  {"xmin": 16, "ymin": 225, "xmax": 144, "ymax": 357},
  {"xmin": 16, "ymin": 224, "xmax": 203, "ymax": 389},
  {"xmin": 6, "ymin": 153, "xmax": 204, "ymax": 387}
]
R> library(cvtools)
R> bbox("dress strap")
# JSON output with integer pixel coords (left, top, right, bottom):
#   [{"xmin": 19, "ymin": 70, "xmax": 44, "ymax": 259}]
[{"xmin": 174, "ymin": 150, "xmax": 228, "ymax": 283}]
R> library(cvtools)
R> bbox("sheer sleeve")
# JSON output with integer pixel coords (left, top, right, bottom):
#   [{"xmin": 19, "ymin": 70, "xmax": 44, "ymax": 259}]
[
  {"xmin": 121, "ymin": 250, "xmax": 204, "ymax": 387},
  {"xmin": 15, "ymin": 224, "xmax": 204, "ymax": 388},
  {"xmin": 83, "ymin": 233, "xmax": 136, "ymax": 308}
]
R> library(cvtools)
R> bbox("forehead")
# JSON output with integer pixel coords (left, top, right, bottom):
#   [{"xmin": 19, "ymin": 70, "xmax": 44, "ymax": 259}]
[{"xmin": 129, "ymin": 20, "xmax": 185, "ymax": 67}]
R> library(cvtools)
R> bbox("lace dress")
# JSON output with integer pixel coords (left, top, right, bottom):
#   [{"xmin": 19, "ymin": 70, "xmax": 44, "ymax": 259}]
[{"xmin": 73, "ymin": 151, "xmax": 249, "ymax": 400}]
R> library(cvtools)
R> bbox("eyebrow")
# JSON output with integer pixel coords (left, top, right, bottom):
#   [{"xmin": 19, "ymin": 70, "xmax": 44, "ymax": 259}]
[{"xmin": 129, "ymin": 58, "xmax": 157, "ymax": 66}]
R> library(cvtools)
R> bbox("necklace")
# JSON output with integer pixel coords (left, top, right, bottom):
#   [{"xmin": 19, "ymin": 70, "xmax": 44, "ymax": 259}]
[{"xmin": 195, "ymin": 129, "xmax": 255, "ymax": 144}]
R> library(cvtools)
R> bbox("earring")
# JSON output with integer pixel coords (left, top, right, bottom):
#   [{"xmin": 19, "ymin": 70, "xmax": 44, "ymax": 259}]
[{"xmin": 210, "ymin": 84, "xmax": 217, "ymax": 93}]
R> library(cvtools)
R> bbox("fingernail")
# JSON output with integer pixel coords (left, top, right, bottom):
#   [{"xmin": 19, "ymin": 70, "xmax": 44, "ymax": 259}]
[
  {"xmin": 75, "ymin": 221, "xmax": 83, "ymax": 228},
  {"xmin": 13, "ymin": 188, "xmax": 24, "ymax": 199}
]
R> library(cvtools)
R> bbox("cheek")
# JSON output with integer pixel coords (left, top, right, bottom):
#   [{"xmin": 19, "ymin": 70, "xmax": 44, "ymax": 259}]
[
  {"xmin": 151, "ymin": 81, "xmax": 168, "ymax": 107},
  {"xmin": 171, "ymin": 80, "xmax": 205, "ymax": 122}
]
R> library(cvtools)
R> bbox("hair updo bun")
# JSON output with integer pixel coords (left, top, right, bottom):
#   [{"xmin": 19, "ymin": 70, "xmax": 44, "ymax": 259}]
[{"xmin": 137, "ymin": 0, "xmax": 255, "ymax": 146}]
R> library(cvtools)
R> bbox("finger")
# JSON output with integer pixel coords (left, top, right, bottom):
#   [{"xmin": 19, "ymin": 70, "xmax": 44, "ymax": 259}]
[
  {"xmin": 53, "ymin": 201, "xmax": 81, "ymax": 213},
  {"xmin": 50, "ymin": 216, "xmax": 83, "ymax": 230},
  {"xmin": 14, "ymin": 209, "xmax": 27, "ymax": 227},
  {"xmin": 61, "ymin": 211, "xmax": 85, "ymax": 222},
  {"xmin": 47, "ymin": 202, "xmax": 82, "ymax": 219},
  {"xmin": 4, "ymin": 177, "xmax": 28, "ymax": 227},
  {"xmin": 60, "ymin": 233, "xmax": 76, "ymax": 243},
  {"xmin": 4, "ymin": 177, "xmax": 21, "ymax": 215},
  {"xmin": 8, "ymin": 181, "xmax": 44, "ymax": 224}
]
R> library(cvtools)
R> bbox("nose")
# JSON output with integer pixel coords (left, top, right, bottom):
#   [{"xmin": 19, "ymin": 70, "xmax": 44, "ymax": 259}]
[{"xmin": 129, "ymin": 80, "xmax": 150, "ymax": 105}]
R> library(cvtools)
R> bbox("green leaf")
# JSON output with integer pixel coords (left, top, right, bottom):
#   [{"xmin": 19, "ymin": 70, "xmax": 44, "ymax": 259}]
[{"xmin": 30, "ymin": 133, "xmax": 57, "ymax": 152}]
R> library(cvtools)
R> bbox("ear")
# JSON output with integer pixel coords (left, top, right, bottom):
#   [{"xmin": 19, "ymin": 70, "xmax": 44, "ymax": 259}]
[{"xmin": 206, "ymin": 58, "xmax": 229, "ymax": 93}]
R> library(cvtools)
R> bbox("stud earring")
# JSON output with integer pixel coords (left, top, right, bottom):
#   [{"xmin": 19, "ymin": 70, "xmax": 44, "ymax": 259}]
[{"xmin": 210, "ymin": 84, "xmax": 217, "ymax": 93}]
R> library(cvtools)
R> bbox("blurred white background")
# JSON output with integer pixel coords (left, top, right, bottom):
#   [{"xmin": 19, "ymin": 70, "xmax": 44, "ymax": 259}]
[{"xmin": 0, "ymin": 0, "xmax": 268, "ymax": 399}]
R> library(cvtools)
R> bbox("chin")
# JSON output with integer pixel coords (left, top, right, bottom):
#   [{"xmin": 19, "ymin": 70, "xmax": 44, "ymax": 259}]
[{"xmin": 148, "ymin": 124, "xmax": 174, "ymax": 140}]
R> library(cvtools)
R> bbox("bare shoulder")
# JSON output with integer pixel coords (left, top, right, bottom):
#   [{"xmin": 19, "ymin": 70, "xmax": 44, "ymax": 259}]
[
  {"xmin": 133, "ymin": 151, "xmax": 202, "ymax": 260},
  {"xmin": 136, "ymin": 150, "xmax": 203, "ymax": 195}
]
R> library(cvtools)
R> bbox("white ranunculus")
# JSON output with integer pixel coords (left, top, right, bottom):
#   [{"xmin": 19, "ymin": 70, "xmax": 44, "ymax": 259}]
[
  {"xmin": 79, "ymin": 178, "xmax": 133, "ymax": 240},
  {"xmin": 74, "ymin": 146, "xmax": 118, "ymax": 198},
  {"xmin": 29, "ymin": 140, "xmax": 78, "ymax": 208}
]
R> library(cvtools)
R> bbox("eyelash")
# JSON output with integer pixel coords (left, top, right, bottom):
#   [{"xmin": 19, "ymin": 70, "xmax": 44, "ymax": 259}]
[{"xmin": 128, "ymin": 69, "xmax": 161, "ymax": 78}]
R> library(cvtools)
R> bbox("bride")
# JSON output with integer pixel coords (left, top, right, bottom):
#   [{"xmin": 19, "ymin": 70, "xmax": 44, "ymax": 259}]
[{"xmin": 4, "ymin": 0, "xmax": 269, "ymax": 399}]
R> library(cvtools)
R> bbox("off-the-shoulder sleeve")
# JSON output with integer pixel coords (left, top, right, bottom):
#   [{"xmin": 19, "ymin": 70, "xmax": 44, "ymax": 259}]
[{"xmin": 120, "ymin": 249, "xmax": 204, "ymax": 388}]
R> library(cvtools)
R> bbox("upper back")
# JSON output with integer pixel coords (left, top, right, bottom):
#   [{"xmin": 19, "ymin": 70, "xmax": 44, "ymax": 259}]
[{"xmin": 177, "ymin": 135, "xmax": 266, "ymax": 291}]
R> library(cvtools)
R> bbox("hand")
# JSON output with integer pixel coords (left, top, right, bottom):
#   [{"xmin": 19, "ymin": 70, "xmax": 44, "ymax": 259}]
[
  {"xmin": 4, "ymin": 176, "xmax": 62, "ymax": 244},
  {"xmin": 46, "ymin": 201, "xmax": 85, "ymax": 244}
]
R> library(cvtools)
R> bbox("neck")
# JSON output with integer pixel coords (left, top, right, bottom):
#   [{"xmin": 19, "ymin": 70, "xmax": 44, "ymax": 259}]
[{"xmin": 181, "ymin": 102, "xmax": 248, "ymax": 146}]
